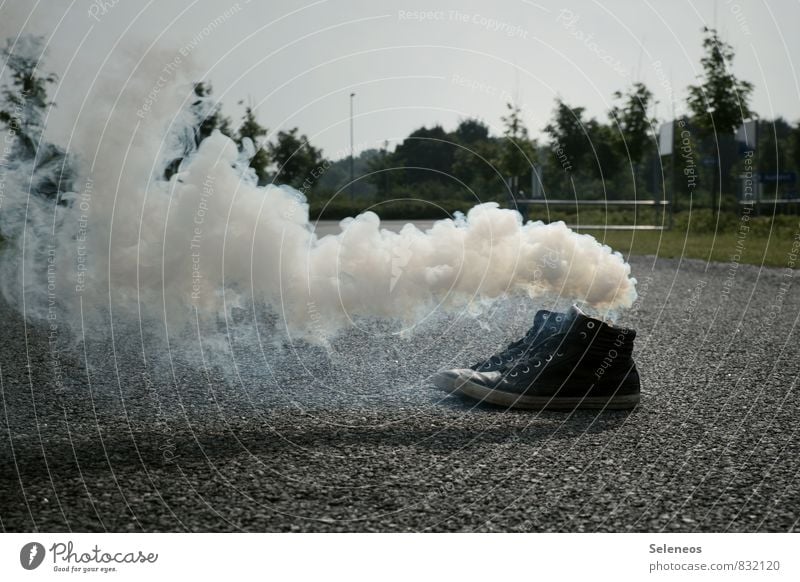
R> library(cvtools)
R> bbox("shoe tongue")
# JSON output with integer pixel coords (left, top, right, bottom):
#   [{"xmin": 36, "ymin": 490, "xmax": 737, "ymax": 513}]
[
  {"xmin": 537, "ymin": 309, "xmax": 571, "ymax": 335},
  {"xmin": 565, "ymin": 304, "xmax": 609, "ymax": 333},
  {"xmin": 532, "ymin": 309, "xmax": 553, "ymax": 327},
  {"xmin": 566, "ymin": 304, "xmax": 585, "ymax": 320}
]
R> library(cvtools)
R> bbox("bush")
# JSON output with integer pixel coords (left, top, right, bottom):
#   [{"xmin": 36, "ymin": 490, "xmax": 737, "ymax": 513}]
[
  {"xmin": 309, "ymin": 197, "xmax": 473, "ymax": 221},
  {"xmin": 306, "ymin": 190, "xmax": 800, "ymax": 234}
]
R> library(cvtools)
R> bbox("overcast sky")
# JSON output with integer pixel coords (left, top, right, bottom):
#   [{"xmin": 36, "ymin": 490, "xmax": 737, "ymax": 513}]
[{"xmin": 8, "ymin": 0, "xmax": 800, "ymax": 160}]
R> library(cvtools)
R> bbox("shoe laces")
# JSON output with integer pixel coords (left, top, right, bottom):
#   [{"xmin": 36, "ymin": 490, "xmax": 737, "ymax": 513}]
[
  {"xmin": 474, "ymin": 313, "xmax": 567, "ymax": 370},
  {"xmin": 501, "ymin": 318, "xmax": 598, "ymax": 378},
  {"xmin": 499, "ymin": 333, "xmax": 569, "ymax": 377}
]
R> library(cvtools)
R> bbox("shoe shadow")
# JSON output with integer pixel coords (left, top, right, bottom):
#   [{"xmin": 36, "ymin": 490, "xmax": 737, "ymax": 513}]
[
  {"xmin": 435, "ymin": 390, "xmax": 638, "ymax": 419},
  {"xmin": 1, "ymin": 392, "xmax": 637, "ymax": 485}
]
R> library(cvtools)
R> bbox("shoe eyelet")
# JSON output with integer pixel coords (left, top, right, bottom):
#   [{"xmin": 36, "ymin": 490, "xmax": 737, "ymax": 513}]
[
  {"xmin": 505, "ymin": 356, "xmax": 514, "ymax": 362},
  {"xmin": 522, "ymin": 366, "xmax": 530, "ymax": 374},
  {"xmin": 556, "ymin": 316, "xmax": 562, "ymax": 322},
  {"xmin": 579, "ymin": 332, "xmax": 588, "ymax": 339},
  {"xmin": 545, "ymin": 354, "xmax": 553, "ymax": 362},
  {"xmin": 587, "ymin": 321, "xmax": 595, "ymax": 329},
  {"xmin": 533, "ymin": 360, "xmax": 542, "ymax": 367},
  {"xmin": 557, "ymin": 351, "xmax": 565, "ymax": 357},
  {"xmin": 510, "ymin": 371, "xmax": 518, "ymax": 377}
]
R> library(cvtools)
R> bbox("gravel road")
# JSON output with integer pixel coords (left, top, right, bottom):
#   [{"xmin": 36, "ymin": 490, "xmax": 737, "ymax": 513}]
[{"xmin": 1, "ymin": 253, "xmax": 799, "ymax": 532}]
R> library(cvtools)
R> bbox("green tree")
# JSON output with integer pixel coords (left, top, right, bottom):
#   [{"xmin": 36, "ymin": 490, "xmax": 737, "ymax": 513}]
[
  {"xmin": 192, "ymin": 82, "xmax": 231, "ymax": 143},
  {"xmin": 544, "ymin": 99, "xmax": 594, "ymax": 195},
  {"xmin": 236, "ymin": 105, "xmax": 271, "ymax": 184},
  {"xmin": 585, "ymin": 119, "xmax": 621, "ymax": 184},
  {"xmin": 544, "ymin": 100, "xmax": 592, "ymax": 170},
  {"xmin": 268, "ymin": 127, "xmax": 324, "ymax": 189},
  {"xmin": 366, "ymin": 142, "xmax": 394, "ymax": 198},
  {"xmin": 499, "ymin": 103, "xmax": 537, "ymax": 195},
  {"xmin": 0, "ymin": 35, "xmax": 73, "ymax": 200},
  {"xmin": 164, "ymin": 82, "xmax": 233, "ymax": 179},
  {"xmin": 686, "ymin": 27, "xmax": 754, "ymax": 211},
  {"xmin": 391, "ymin": 125, "xmax": 456, "ymax": 186},
  {"xmin": 318, "ymin": 148, "xmax": 379, "ymax": 198},
  {"xmin": 790, "ymin": 121, "xmax": 800, "ymax": 179},
  {"xmin": 450, "ymin": 118, "xmax": 502, "ymax": 198},
  {"xmin": 0, "ymin": 35, "xmax": 57, "ymax": 159},
  {"xmin": 758, "ymin": 118, "xmax": 791, "ymax": 174},
  {"xmin": 454, "ymin": 117, "xmax": 490, "ymax": 145},
  {"xmin": 609, "ymin": 83, "xmax": 657, "ymax": 177}
]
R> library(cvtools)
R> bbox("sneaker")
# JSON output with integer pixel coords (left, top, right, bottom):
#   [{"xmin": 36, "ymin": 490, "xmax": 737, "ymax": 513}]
[
  {"xmin": 448, "ymin": 306, "xmax": 641, "ymax": 410},
  {"xmin": 431, "ymin": 309, "xmax": 567, "ymax": 394}
]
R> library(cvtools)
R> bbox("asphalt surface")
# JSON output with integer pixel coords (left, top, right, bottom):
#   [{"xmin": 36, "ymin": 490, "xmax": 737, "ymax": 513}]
[{"xmin": 1, "ymin": 252, "xmax": 799, "ymax": 532}]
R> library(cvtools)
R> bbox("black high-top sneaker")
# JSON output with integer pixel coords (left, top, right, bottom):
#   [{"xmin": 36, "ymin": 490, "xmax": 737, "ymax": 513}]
[
  {"xmin": 431, "ymin": 309, "xmax": 568, "ymax": 393},
  {"xmin": 449, "ymin": 306, "xmax": 640, "ymax": 410}
]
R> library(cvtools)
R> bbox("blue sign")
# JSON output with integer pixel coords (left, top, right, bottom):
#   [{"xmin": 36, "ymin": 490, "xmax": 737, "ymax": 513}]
[{"xmin": 759, "ymin": 172, "xmax": 797, "ymax": 184}]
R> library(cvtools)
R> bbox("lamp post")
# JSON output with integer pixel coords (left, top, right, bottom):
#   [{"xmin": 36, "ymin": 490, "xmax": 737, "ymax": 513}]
[{"xmin": 349, "ymin": 92, "xmax": 355, "ymax": 196}]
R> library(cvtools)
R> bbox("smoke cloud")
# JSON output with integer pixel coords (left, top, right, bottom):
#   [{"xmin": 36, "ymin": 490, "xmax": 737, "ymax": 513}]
[{"xmin": 0, "ymin": 14, "xmax": 637, "ymax": 353}]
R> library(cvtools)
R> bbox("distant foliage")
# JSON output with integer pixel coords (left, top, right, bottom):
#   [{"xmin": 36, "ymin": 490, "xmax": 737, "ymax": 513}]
[
  {"xmin": 686, "ymin": 27, "xmax": 755, "ymax": 213},
  {"xmin": 687, "ymin": 27, "xmax": 754, "ymax": 138},
  {"xmin": 610, "ymin": 83, "xmax": 657, "ymax": 171},
  {"xmin": 5, "ymin": 26, "xmax": 800, "ymax": 219},
  {"xmin": 499, "ymin": 103, "xmax": 537, "ymax": 195},
  {"xmin": 0, "ymin": 35, "xmax": 73, "ymax": 201},
  {"xmin": 235, "ymin": 105, "xmax": 271, "ymax": 185},
  {"xmin": 0, "ymin": 35, "xmax": 57, "ymax": 159},
  {"xmin": 268, "ymin": 128, "xmax": 324, "ymax": 189}
]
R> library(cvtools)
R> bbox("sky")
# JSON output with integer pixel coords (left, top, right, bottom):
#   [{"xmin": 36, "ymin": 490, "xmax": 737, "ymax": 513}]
[{"xmin": 5, "ymin": 0, "xmax": 800, "ymax": 160}]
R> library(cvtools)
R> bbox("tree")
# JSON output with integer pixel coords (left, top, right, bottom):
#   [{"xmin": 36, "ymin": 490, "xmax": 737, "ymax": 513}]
[
  {"xmin": 236, "ymin": 105, "xmax": 271, "ymax": 184},
  {"xmin": 454, "ymin": 117, "xmax": 490, "ymax": 145},
  {"xmin": 609, "ymin": 83, "xmax": 657, "ymax": 176},
  {"xmin": 268, "ymin": 127, "xmax": 324, "ymax": 189},
  {"xmin": 544, "ymin": 99, "xmax": 595, "ymax": 196},
  {"xmin": 585, "ymin": 119, "xmax": 621, "ymax": 184},
  {"xmin": 686, "ymin": 27, "xmax": 754, "ymax": 211},
  {"xmin": 790, "ymin": 121, "xmax": 800, "ymax": 180},
  {"xmin": 0, "ymin": 35, "xmax": 57, "ymax": 159},
  {"xmin": 687, "ymin": 27, "xmax": 754, "ymax": 137},
  {"xmin": 0, "ymin": 35, "xmax": 73, "ymax": 201},
  {"xmin": 164, "ymin": 82, "xmax": 233, "ymax": 180},
  {"xmin": 365, "ymin": 143, "xmax": 394, "ymax": 198},
  {"xmin": 318, "ymin": 148, "xmax": 380, "ymax": 198},
  {"xmin": 447, "ymin": 118, "xmax": 500, "ymax": 196},
  {"xmin": 544, "ymin": 100, "xmax": 592, "ymax": 170},
  {"xmin": 499, "ymin": 103, "xmax": 536, "ymax": 195},
  {"xmin": 192, "ymin": 82, "xmax": 231, "ymax": 143},
  {"xmin": 758, "ymin": 117, "xmax": 791, "ymax": 174},
  {"xmin": 391, "ymin": 125, "xmax": 455, "ymax": 186}
]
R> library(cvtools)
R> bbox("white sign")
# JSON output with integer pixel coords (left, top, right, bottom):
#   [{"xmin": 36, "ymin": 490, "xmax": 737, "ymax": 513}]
[
  {"xmin": 658, "ymin": 121, "xmax": 674, "ymax": 156},
  {"xmin": 736, "ymin": 119, "xmax": 758, "ymax": 150}
]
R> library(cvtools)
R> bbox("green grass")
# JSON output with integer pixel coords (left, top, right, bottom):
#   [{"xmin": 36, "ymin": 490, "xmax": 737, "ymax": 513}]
[
  {"xmin": 579, "ymin": 225, "xmax": 799, "ymax": 268},
  {"xmin": 518, "ymin": 208, "xmax": 800, "ymax": 268}
]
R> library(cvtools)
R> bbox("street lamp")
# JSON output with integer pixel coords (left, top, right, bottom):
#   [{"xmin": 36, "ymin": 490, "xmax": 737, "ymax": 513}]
[{"xmin": 349, "ymin": 92, "xmax": 355, "ymax": 196}]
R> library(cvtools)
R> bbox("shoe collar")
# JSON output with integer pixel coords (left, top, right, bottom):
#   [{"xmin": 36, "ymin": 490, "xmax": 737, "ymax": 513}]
[{"xmin": 565, "ymin": 304, "xmax": 635, "ymax": 337}]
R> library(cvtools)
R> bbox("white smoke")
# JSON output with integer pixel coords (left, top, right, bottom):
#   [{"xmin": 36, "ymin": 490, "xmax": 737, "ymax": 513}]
[
  {"xmin": 0, "ymin": 23, "xmax": 637, "ymax": 352},
  {"xmin": 156, "ymin": 136, "xmax": 636, "ymax": 339}
]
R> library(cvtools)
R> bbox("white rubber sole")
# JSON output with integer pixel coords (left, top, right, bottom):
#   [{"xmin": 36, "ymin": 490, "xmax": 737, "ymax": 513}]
[
  {"xmin": 453, "ymin": 378, "xmax": 640, "ymax": 410},
  {"xmin": 431, "ymin": 370, "xmax": 476, "ymax": 394}
]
